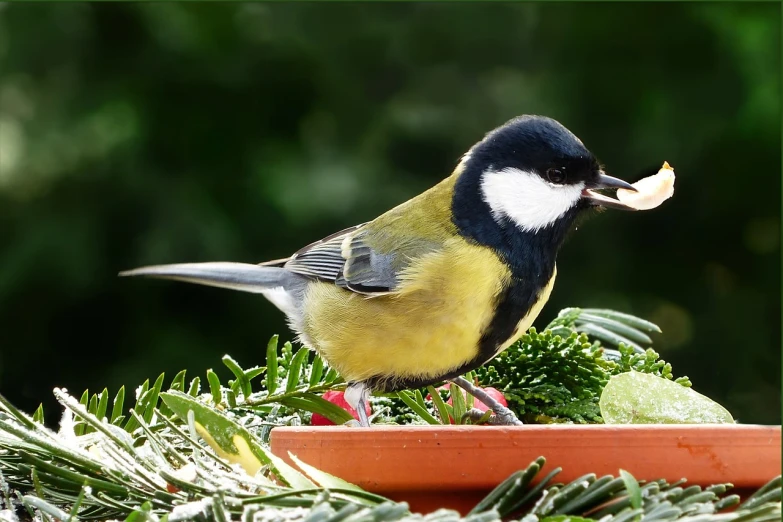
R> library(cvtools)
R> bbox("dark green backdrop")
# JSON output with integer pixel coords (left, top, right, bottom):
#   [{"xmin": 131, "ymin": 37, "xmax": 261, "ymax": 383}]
[{"xmin": 1, "ymin": 2, "xmax": 780, "ymax": 424}]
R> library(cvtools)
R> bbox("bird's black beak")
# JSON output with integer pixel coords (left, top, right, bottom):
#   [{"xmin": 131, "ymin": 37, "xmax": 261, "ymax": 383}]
[{"xmin": 582, "ymin": 172, "xmax": 638, "ymax": 211}]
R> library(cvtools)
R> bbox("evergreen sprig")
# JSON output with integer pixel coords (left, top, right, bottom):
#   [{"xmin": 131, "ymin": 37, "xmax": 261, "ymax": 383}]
[
  {"xmin": 0, "ymin": 384, "xmax": 388, "ymax": 522},
  {"xmin": 57, "ymin": 335, "xmax": 347, "ymax": 442},
  {"xmin": 473, "ymin": 308, "xmax": 690, "ymax": 423}
]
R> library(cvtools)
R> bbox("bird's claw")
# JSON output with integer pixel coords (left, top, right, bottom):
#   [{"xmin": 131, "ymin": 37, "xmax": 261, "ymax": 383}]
[
  {"xmin": 465, "ymin": 407, "xmax": 523, "ymax": 426},
  {"xmin": 488, "ymin": 406, "xmax": 524, "ymax": 426},
  {"xmin": 465, "ymin": 408, "xmax": 491, "ymax": 423}
]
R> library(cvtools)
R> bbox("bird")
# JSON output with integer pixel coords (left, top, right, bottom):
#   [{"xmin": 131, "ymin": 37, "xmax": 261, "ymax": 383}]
[{"xmin": 120, "ymin": 115, "xmax": 638, "ymax": 427}]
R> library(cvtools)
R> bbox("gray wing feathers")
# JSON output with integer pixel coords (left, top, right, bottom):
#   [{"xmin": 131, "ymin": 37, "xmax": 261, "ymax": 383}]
[
  {"xmin": 284, "ymin": 226, "xmax": 401, "ymax": 294},
  {"xmin": 282, "ymin": 224, "xmax": 362, "ymax": 281},
  {"xmin": 284, "ymin": 240, "xmax": 346, "ymax": 281},
  {"xmin": 336, "ymin": 240, "xmax": 399, "ymax": 292}
]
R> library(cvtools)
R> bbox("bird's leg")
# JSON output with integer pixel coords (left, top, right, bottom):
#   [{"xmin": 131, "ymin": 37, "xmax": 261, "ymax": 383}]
[
  {"xmin": 344, "ymin": 382, "xmax": 372, "ymax": 427},
  {"xmin": 450, "ymin": 376, "xmax": 523, "ymax": 426}
]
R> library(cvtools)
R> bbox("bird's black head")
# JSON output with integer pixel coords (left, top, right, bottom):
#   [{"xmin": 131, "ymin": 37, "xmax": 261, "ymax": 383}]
[
  {"xmin": 471, "ymin": 115, "xmax": 600, "ymax": 191},
  {"xmin": 453, "ymin": 115, "xmax": 636, "ymax": 239},
  {"xmin": 451, "ymin": 115, "xmax": 637, "ymax": 271}
]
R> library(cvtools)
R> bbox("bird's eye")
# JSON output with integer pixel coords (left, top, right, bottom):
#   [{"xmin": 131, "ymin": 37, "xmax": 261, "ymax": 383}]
[{"xmin": 547, "ymin": 168, "xmax": 566, "ymax": 184}]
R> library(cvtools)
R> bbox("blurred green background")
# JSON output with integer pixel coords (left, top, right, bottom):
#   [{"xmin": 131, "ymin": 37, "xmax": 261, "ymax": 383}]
[{"xmin": 0, "ymin": 3, "xmax": 780, "ymax": 424}]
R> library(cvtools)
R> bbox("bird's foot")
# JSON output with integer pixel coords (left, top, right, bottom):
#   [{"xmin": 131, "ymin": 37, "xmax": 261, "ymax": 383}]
[
  {"xmin": 450, "ymin": 376, "xmax": 523, "ymax": 426},
  {"xmin": 345, "ymin": 382, "xmax": 372, "ymax": 427},
  {"xmin": 486, "ymin": 406, "xmax": 523, "ymax": 426},
  {"xmin": 464, "ymin": 407, "xmax": 523, "ymax": 425},
  {"xmin": 465, "ymin": 408, "xmax": 490, "ymax": 423}
]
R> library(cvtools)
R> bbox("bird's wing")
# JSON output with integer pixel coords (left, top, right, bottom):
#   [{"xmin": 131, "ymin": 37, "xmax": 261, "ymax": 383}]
[
  {"xmin": 280, "ymin": 173, "xmax": 459, "ymax": 295},
  {"xmin": 280, "ymin": 224, "xmax": 364, "ymax": 282},
  {"xmin": 281, "ymin": 222, "xmax": 452, "ymax": 295},
  {"xmin": 333, "ymin": 230, "xmax": 400, "ymax": 294},
  {"xmin": 281, "ymin": 223, "xmax": 436, "ymax": 296}
]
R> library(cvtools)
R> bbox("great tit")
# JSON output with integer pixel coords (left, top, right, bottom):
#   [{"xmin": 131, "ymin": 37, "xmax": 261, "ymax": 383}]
[{"xmin": 121, "ymin": 115, "xmax": 638, "ymax": 426}]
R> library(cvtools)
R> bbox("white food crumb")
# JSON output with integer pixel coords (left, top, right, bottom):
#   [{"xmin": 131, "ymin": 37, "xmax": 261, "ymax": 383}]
[
  {"xmin": 169, "ymin": 498, "xmax": 213, "ymax": 522},
  {"xmin": 617, "ymin": 161, "xmax": 676, "ymax": 210}
]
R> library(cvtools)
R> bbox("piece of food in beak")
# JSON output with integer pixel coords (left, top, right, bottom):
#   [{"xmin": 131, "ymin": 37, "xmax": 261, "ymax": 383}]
[
  {"xmin": 582, "ymin": 173, "xmax": 638, "ymax": 210},
  {"xmin": 616, "ymin": 162, "xmax": 676, "ymax": 210}
]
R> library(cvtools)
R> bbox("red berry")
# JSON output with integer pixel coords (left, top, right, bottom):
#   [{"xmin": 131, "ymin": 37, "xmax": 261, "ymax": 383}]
[
  {"xmin": 460, "ymin": 387, "xmax": 507, "ymax": 411},
  {"xmin": 311, "ymin": 390, "xmax": 372, "ymax": 426}
]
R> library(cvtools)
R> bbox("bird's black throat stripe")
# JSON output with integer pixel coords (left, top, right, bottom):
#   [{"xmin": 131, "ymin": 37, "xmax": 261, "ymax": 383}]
[{"xmin": 366, "ymin": 161, "xmax": 582, "ymax": 393}]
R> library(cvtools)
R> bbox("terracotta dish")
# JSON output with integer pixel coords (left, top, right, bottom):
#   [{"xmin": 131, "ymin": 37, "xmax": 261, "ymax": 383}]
[{"xmin": 271, "ymin": 424, "xmax": 782, "ymax": 514}]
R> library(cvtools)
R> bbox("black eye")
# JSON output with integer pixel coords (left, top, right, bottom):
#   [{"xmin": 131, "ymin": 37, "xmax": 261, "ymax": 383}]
[{"xmin": 547, "ymin": 168, "xmax": 566, "ymax": 184}]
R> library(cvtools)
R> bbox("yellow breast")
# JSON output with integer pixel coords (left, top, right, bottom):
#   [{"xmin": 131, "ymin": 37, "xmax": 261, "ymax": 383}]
[{"xmin": 301, "ymin": 237, "xmax": 511, "ymax": 385}]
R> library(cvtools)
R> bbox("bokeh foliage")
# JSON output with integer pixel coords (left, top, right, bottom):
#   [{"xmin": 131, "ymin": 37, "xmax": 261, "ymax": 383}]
[{"xmin": 0, "ymin": 3, "xmax": 779, "ymax": 424}]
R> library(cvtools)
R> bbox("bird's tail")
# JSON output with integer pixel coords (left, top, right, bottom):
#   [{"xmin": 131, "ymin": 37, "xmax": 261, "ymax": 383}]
[{"xmin": 118, "ymin": 262, "xmax": 293, "ymax": 294}]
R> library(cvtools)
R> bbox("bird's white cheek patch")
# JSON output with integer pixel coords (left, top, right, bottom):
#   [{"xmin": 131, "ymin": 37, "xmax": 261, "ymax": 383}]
[{"xmin": 480, "ymin": 168, "xmax": 585, "ymax": 232}]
